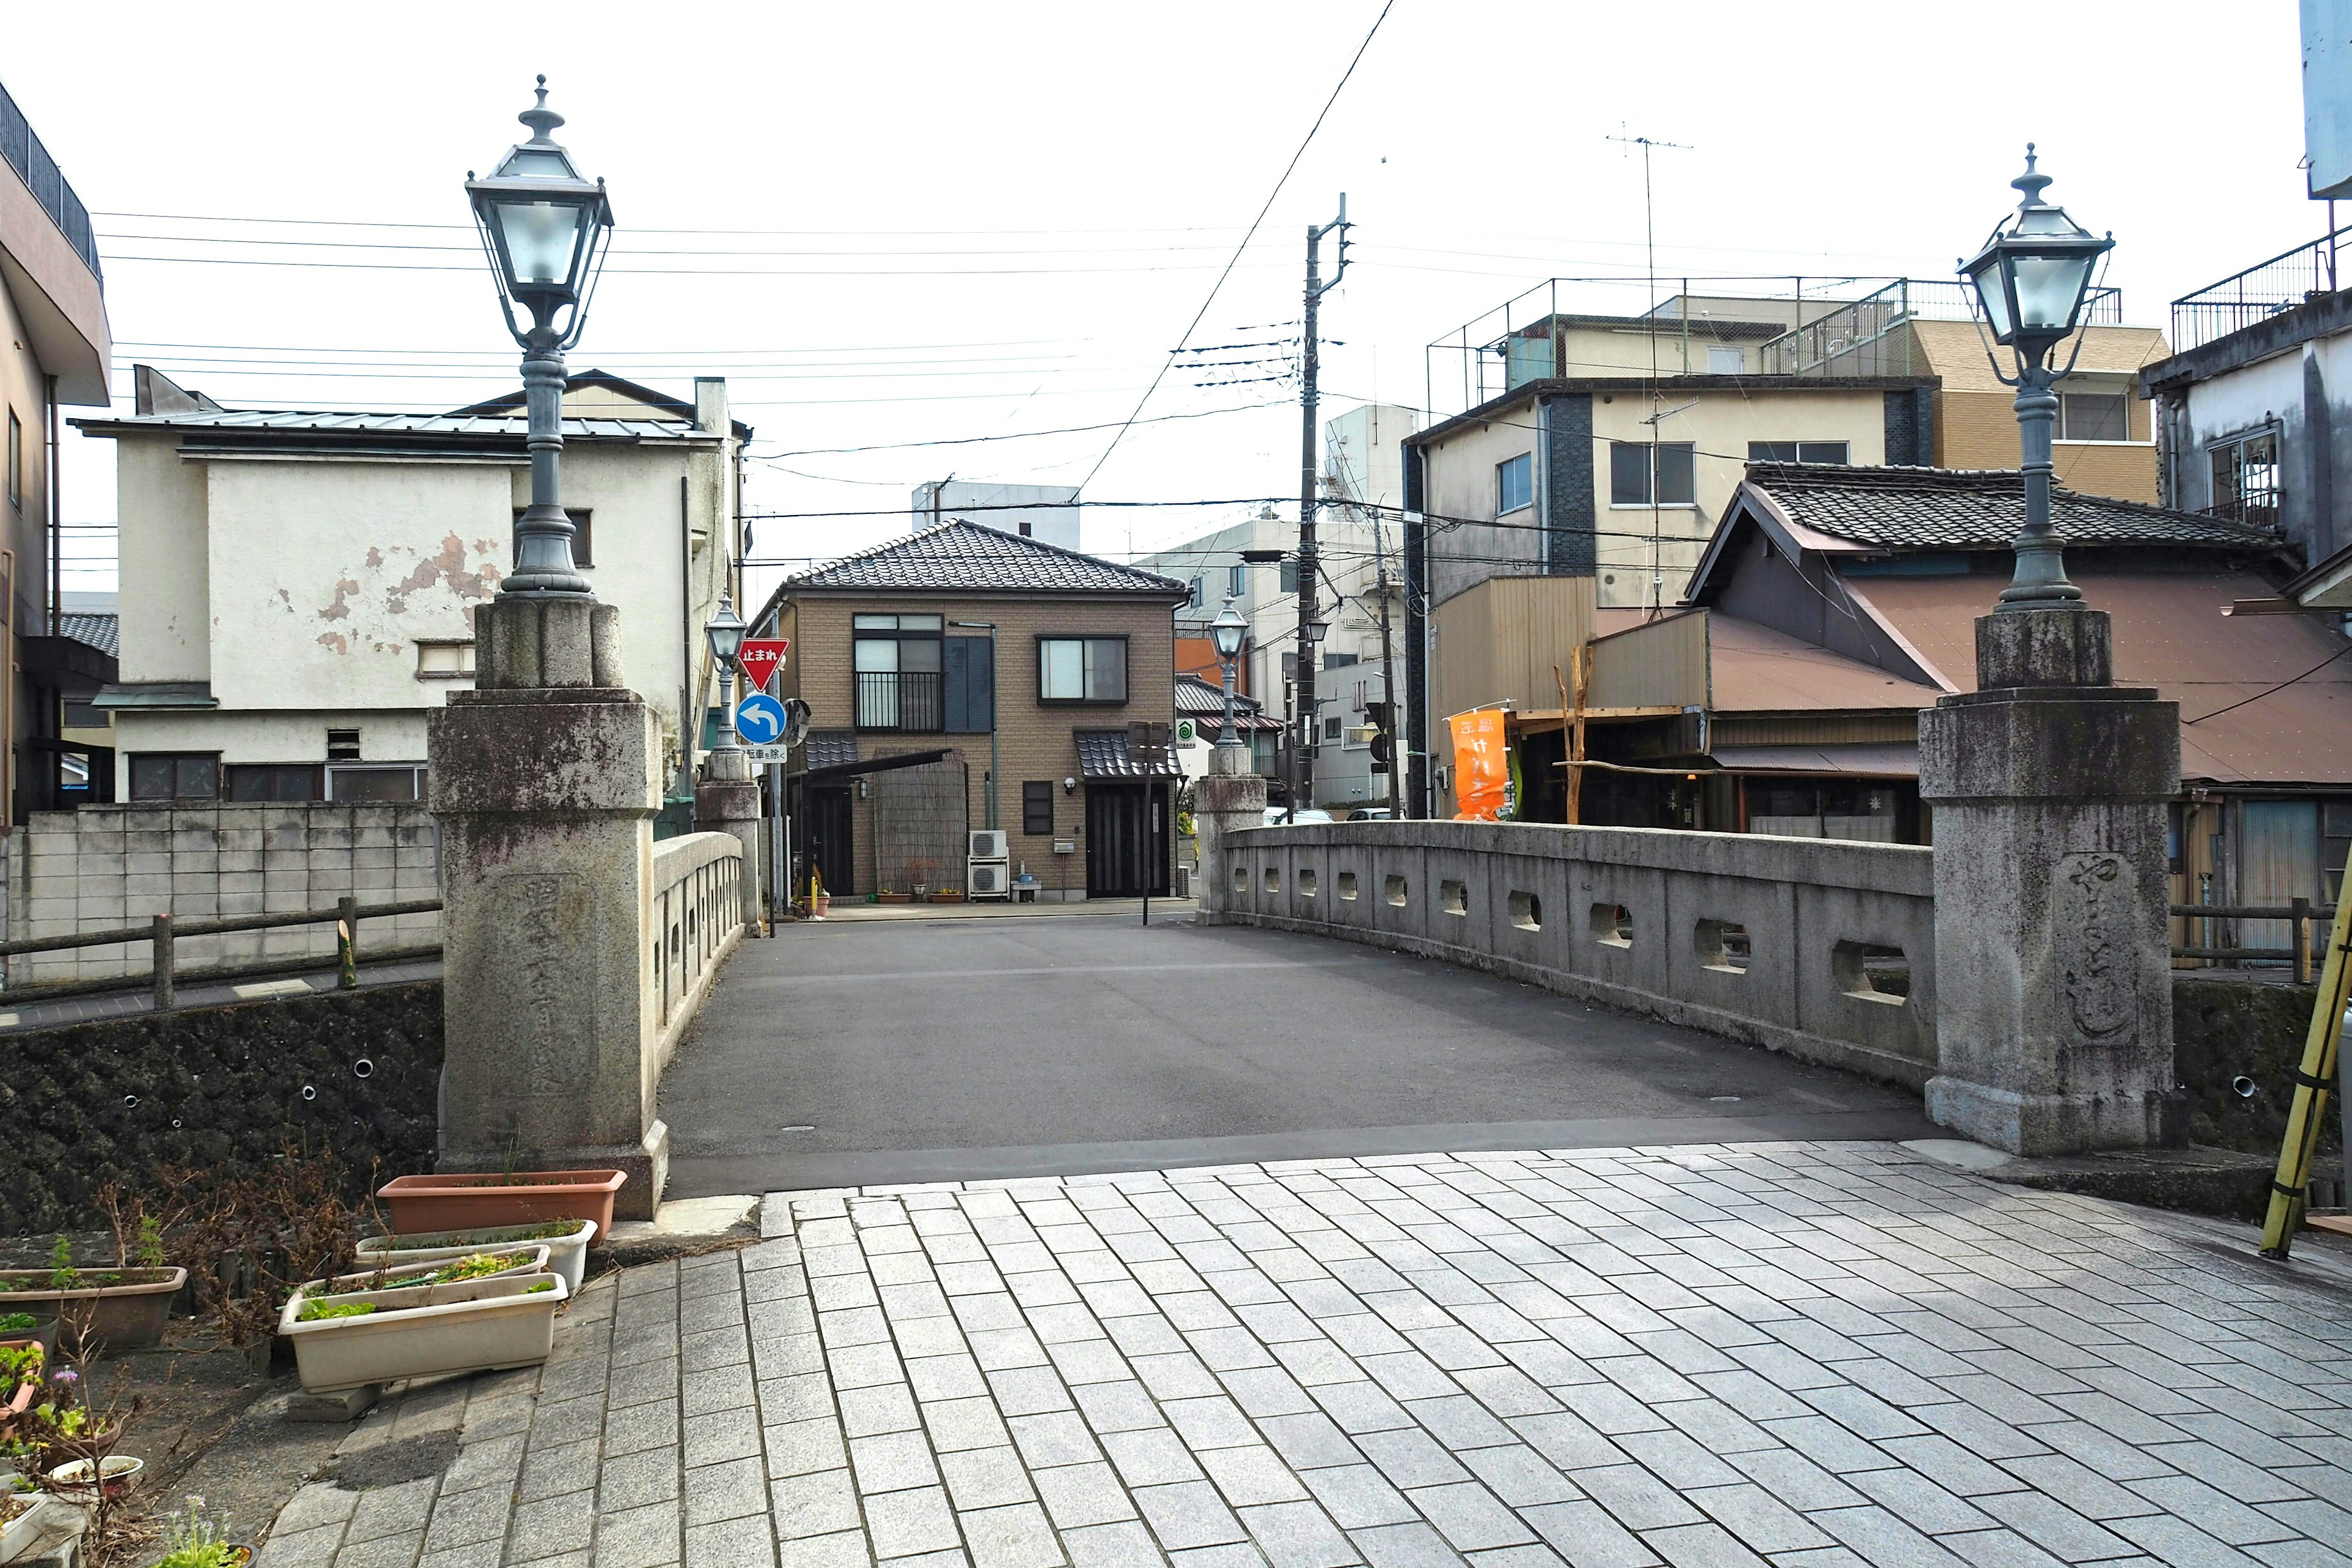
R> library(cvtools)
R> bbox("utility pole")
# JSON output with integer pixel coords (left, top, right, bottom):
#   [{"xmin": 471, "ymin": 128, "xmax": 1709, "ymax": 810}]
[
  {"xmin": 1374, "ymin": 530, "xmax": 1399, "ymax": 814},
  {"xmin": 1293, "ymin": 195, "xmax": 1352, "ymax": 822}
]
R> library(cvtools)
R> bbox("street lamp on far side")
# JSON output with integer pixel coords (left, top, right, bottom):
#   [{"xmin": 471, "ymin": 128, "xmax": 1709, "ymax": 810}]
[
  {"xmin": 1959, "ymin": 143, "xmax": 2113, "ymax": 610},
  {"xmin": 704, "ymin": 594, "xmax": 746, "ymax": 755},
  {"xmin": 1211, "ymin": 596, "xmax": 1248, "ymax": 756},
  {"xmin": 466, "ymin": 76, "xmax": 615, "ymax": 600}
]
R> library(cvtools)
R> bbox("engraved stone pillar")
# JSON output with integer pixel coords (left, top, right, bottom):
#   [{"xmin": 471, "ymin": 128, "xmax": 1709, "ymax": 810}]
[
  {"xmin": 1918, "ymin": 607, "xmax": 2183, "ymax": 1155},
  {"xmin": 695, "ymin": 747, "xmax": 764, "ymax": 929},
  {"xmin": 1193, "ymin": 745, "xmax": 1267, "ymax": 925},
  {"xmin": 428, "ymin": 596, "xmax": 668, "ymax": 1218}
]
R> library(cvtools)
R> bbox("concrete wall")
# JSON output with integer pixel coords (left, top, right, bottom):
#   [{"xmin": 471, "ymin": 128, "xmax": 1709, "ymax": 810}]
[
  {"xmin": 1208, "ymin": 819, "xmax": 1938, "ymax": 1089},
  {"xmin": 6, "ymin": 802, "xmax": 441, "ymax": 983}
]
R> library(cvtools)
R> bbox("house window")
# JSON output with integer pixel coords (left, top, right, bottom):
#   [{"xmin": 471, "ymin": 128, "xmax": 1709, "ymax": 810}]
[
  {"xmin": 2059, "ymin": 393, "xmax": 2128, "ymax": 442},
  {"xmin": 1323, "ymin": 716, "xmax": 1344, "ymax": 742},
  {"xmin": 1497, "ymin": 452, "xmax": 1534, "ymax": 514},
  {"xmin": 1746, "ymin": 441, "xmax": 1850, "ymax": 465},
  {"xmin": 853, "ymin": 613, "xmax": 944, "ymax": 731},
  {"xmin": 63, "ymin": 701, "xmax": 106, "ymax": 729},
  {"xmin": 1610, "ymin": 442, "xmax": 1695, "ymax": 505},
  {"xmin": 416, "ymin": 641, "xmax": 475, "ymax": 679},
  {"xmin": 1707, "ymin": 346, "xmax": 1743, "ymax": 374},
  {"xmin": 330, "ymin": 765, "xmax": 424, "ymax": 802},
  {"xmin": 326, "ymin": 728, "xmax": 361, "ymax": 761},
  {"xmin": 2210, "ymin": 431, "xmax": 2281, "ymax": 529},
  {"xmin": 1038, "ymin": 637, "xmax": 1127, "ymax": 703},
  {"xmin": 1280, "ymin": 559, "xmax": 1301, "ymax": 594},
  {"xmin": 1228, "ymin": 564, "xmax": 1244, "ymax": 598},
  {"xmin": 1188, "ymin": 576, "xmax": 1204, "ymax": 608},
  {"xmin": 4, "ymin": 410, "xmax": 17, "ymax": 510},
  {"xmin": 130, "ymin": 753, "xmax": 219, "ymax": 801},
  {"xmin": 226, "ymin": 764, "xmax": 323, "ymax": 802},
  {"xmin": 1023, "ymin": 780, "xmax": 1054, "ymax": 836},
  {"xmin": 513, "ymin": 508, "xmax": 592, "ymax": 567}
]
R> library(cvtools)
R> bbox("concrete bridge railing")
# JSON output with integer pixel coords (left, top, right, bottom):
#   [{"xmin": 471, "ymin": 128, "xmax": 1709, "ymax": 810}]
[
  {"xmin": 1208, "ymin": 820, "xmax": 1937, "ymax": 1090},
  {"xmin": 652, "ymin": 830, "xmax": 744, "ymax": 1068}
]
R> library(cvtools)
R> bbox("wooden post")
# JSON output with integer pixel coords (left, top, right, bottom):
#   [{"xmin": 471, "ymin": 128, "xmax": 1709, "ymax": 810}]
[
  {"xmin": 2296, "ymin": 896, "xmax": 2313, "ymax": 984},
  {"xmin": 1569, "ymin": 645, "xmax": 1590, "ymax": 826},
  {"xmin": 338, "ymin": 894, "xmax": 361, "ymax": 990},
  {"xmin": 151, "ymin": 914, "xmax": 174, "ymax": 1012}
]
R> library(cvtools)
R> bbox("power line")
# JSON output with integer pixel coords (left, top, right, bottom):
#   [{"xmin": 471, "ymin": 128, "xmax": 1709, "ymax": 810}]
[
  {"xmin": 99, "ymin": 252, "xmax": 1292, "ymax": 279},
  {"xmin": 751, "ymin": 400, "xmax": 1292, "ymax": 458},
  {"xmin": 1077, "ymin": 0, "xmax": 1395, "ymax": 492},
  {"xmin": 2185, "ymin": 640, "xmax": 2352, "ymax": 725}
]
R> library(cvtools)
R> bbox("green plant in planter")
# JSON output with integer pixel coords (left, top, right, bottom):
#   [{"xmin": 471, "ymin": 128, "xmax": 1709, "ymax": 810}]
[
  {"xmin": 295, "ymin": 1300, "xmax": 375, "ymax": 1323},
  {"xmin": 134, "ymin": 1216, "xmax": 168, "ymax": 1270},
  {"xmin": 47, "ymin": 1238, "xmax": 76, "ymax": 1292},
  {"xmin": 527, "ymin": 1280, "xmax": 555, "ymax": 1294},
  {"xmin": 0, "ymin": 1313, "xmax": 36, "ymax": 1335},
  {"xmin": 153, "ymin": 1494, "xmax": 244, "ymax": 1568}
]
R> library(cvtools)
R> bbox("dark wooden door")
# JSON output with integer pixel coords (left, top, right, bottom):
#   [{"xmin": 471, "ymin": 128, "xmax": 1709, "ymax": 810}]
[
  {"xmin": 1085, "ymin": 782, "xmax": 1169, "ymax": 897},
  {"xmin": 807, "ymin": 787, "xmax": 855, "ymax": 899}
]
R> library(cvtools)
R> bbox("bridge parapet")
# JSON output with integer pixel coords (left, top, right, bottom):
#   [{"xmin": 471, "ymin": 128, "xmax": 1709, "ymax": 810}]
[{"xmin": 1219, "ymin": 820, "xmax": 1937, "ymax": 1090}]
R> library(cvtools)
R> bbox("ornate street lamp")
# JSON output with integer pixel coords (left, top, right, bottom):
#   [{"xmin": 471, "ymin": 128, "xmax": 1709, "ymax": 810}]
[
  {"xmin": 467, "ymin": 77, "xmax": 616, "ymax": 599},
  {"xmin": 1210, "ymin": 596, "xmax": 1248, "ymax": 753},
  {"xmin": 704, "ymin": 594, "xmax": 746, "ymax": 753},
  {"xmin": 1960, "ymin": 145, "xmax": 2114, "ymax": 609}
]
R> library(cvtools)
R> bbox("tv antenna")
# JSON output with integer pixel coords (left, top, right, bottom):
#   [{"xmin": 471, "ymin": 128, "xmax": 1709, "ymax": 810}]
[{"xmin": 1607, "ymin": 126, "xmax": 1693, "ymax": 618}]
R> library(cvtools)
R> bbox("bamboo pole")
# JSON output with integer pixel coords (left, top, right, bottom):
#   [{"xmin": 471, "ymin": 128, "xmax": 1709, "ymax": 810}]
[{"xmin": 2260, "ymin": 869, "xmax": 2352, "ymax": 1255}]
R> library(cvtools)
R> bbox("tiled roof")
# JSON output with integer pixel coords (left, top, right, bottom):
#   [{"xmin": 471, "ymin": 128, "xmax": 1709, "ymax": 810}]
[
  {"xmin": 786, "ymin": 521, "xmax": 1188, "ymax": 596},
  {"xmin": 1076, "ymin": 730, "xmax": 1184, "ymax": 780},
  {"xmin": 59, "ymin": 612, "xmax": 117, "ymax": 658},
  {"xmin": 1175, "ymin": 673, "xmax": 1261, "ymax": 716},
  {"xmin": 1746, "ymin": 464, "xmax": 2279, "ymax": 551},
  {"xmin": 72, "ymin": 408, "xmax": 689, "ymax": 440},
  {"xmin": 804, "ymin": 731, "xmax": 858, "ymax": 771}
]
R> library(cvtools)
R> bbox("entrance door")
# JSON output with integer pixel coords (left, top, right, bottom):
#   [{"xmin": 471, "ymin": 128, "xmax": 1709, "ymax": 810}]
[
  {"xmin": 1085, "ymin": 782, "xmax": 1169, "ymax": 897},
  {"xmin": 807, "ymin": 786, "xmax": 855, "ymax": 899},
  {"xmin": 2242, "ymin": 799, "xmax": 2321, "ymax": 956}
]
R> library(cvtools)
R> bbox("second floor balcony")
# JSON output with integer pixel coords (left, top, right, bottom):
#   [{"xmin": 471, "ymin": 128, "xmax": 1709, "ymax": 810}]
[{"xmin": 856, "ymin": 670, "xmax": 943, "ymax": 733}]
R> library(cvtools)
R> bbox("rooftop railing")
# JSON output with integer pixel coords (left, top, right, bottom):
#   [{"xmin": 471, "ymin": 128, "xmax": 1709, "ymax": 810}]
[
  {"xmin": 1758, "ymin": 279, "xmax": 2122, "ymax": 377},
  {"xmin": 0, "ymin": 78, "xmax": 100, "ymax": 284},
  {"xmin": 2170, "ymin": 227, "xmax": 2351, "ymax": 353}
]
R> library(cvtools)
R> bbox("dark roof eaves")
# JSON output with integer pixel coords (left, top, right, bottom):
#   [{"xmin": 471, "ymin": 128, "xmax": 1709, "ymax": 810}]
[{"xmin": 2140, "ymin": 288, "xmax": 2352, "ymax": 394}]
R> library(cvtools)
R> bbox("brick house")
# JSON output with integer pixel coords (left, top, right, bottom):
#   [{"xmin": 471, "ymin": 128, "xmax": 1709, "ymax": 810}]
[{"xmin": 753, "ymin": 522, "xmax": 1186, "ymax": 900}]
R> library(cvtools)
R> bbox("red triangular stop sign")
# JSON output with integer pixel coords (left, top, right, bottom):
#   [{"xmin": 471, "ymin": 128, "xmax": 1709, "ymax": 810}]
[{"xmin": 739, "ymin": 639, "xmax": 789, "ymax": 695}]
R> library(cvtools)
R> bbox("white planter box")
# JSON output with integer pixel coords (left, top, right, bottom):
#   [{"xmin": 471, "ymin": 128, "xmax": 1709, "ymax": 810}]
[
  {"xmin": 0, "ymin": 1490, "xmax": 70, "ymax": 1565},
  {"xmin": 298, "ymin": 1244, "xmax": 551, "ymax": 1305},
  {"xmin": 277, "ymin": 1272, "xmax": 568, "ymax": 1393},
  {"xmin": 355, "ymin": 1221, "xmax": 595, "ymax": 1294}
]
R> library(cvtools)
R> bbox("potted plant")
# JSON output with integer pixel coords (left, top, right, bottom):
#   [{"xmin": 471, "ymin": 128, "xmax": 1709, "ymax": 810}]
[
  {"xmin": 355, "ymin": 1219, "xmax": 596, "ymax": 1294},
  {"xmin": 0, "ymin": 1348, "xmax": 41, "ymax": 1423},
  {"xmin": 0, "ymin": 1317, "xmax": 53, "ymax": 1366},
  {"xmin": 145, "ymin": 1495, "xmax": 252, "ymax": 1567},
  {"xmin": 277, "ymin": 1272, "xmax": 568, "ymax": 1393},
  {"xmin": 929, "ymin": 888, "xmax": 965, "ymax": 904},
  {"xmin": 0, "ymin": 1474, "xmax": 69, "ymax": 1565},
  {"xmin": 0, "ymin": 1240, "xmax": 184, "ymax": 1354},
  {"xmin": 876, "ymin": 889, "xmax": 911, "ymax": 905},
  {"xmin": 375, "ymin": 1169, "xmax": 627, "ymax": 1235},
  {"xmin": 294, "ymin": 1246, "xmax": 551, "ymax": 1308}
]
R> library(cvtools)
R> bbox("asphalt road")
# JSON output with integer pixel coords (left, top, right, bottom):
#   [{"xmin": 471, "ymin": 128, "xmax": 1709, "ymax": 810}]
[{"xmin": 661, "ymin": 912, "xmax": 1935, "ymax": 1196}]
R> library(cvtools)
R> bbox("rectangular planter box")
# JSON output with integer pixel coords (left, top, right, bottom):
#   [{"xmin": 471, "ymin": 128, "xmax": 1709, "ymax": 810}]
[
  {"xmin": 277, "ymin": 1272, "xmax": 568, "ymax": 1393},
  {"xmin": 377, "ymin": 1170, "xmax": 626, "ymax": 1235},
  {"xmin": 296, "ymin": 1245, "xmax": 551, "ymax": 1307},
  {"xmin": 0, "ymin": 1268, "xmax": 186, "ymax": 1352},
  {"xmin": 356, "ymin": 1221, "xmax": 595, "ymax": 1295},
  {"xmin": 0, "ymin": 1489, "xmax": 72, "ymax": 1565}
]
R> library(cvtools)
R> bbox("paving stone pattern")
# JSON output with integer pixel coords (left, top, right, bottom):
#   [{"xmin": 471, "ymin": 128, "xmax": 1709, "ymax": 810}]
[{"xmin": 257, "ymin": 1143, "xmax": 2352, "ymax": 1567}]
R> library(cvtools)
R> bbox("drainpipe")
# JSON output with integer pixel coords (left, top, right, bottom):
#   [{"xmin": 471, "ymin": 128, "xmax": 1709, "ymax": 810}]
[{"xmin": 679, "ymin": 475, "xmax": 695, "ymax": 802}]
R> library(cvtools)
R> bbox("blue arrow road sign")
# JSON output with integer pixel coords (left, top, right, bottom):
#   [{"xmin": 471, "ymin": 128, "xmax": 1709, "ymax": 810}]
[{"xmin": 734, "ymin": 691, "xmax": 787, "ymax": 746}]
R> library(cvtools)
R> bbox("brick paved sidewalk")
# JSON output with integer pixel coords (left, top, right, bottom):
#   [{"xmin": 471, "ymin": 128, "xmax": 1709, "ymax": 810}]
[{"xmin": 254, "ymin": 1143, "xmax": 2352, "ymax": 1568}]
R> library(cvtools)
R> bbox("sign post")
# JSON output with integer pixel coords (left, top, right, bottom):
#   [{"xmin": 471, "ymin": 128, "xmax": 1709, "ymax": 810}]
[
  {"xmin": 737, "ymin": 638, "xmax": 790, "ymax": 696},
  {"xmin": 1128, "ymin": 721, "xmax": 1172, "ymax": 927}
]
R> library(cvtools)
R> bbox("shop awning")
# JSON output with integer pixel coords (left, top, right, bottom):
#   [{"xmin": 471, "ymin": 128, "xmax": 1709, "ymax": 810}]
[{"xmin": 1708, "ymin": 743, "xmax": 1920, "ymax": 778}]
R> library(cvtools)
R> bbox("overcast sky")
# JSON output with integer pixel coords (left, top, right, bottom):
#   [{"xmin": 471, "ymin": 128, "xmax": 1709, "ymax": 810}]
[{"xmin": 9, "ymin": 1, "xmax": 2316, "ymax": 612}]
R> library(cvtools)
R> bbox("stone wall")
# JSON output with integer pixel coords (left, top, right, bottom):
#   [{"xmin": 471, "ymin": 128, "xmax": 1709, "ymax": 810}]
[
  {"xmin": 5, "ymin": 803, "xmax": 442, "ymax": 984},
  {"xmin": 0, "ymin": 980, "xmax": 443, "ymax": 1234},
  {"xmin": 1215, "ymin": 820, "xmax": 1938, "ymax": 1090},
  {"xmin": 2173, "ymin": 975, "xmax": 2339, "ymax": 1156}
]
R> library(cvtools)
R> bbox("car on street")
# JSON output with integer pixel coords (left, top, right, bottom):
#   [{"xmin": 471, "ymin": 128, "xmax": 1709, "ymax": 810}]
[{"xmin": 1262, "ymin": 807, "xmax": 1336, "ymax": 825}]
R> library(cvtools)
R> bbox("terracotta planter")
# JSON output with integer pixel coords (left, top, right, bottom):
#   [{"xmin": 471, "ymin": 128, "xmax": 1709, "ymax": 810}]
[
  {"xmin": 0, "ymin": 1322, "xmax": 56, "ymax": 1362},
  {"xmin": 929, "ymin": 890, "xmax": 965, "ymax": 904},
  {"xmin": 0, "ymin": 1268, "xmax": 184, "ymax": 1352},
  {"xmin": 812, "ymin": 894, "xmax": 831, "ymax": 917},
  {"xmin": 377, "ymin": 1170, "xmax": 626, "ymax": 1235},
  {"xmin": 876, "ymin": 893, "xmax": 912, "ymax": 905}
]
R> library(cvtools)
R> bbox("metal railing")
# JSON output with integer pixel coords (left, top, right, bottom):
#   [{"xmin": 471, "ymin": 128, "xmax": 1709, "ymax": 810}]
[
  {"xmin": 1758, "ymin": 280, "xmax": 2122, "ymax": 377},
  {"xmin": 2170, "ymin": 227, "xmax": 2352, "ymax": 353},
  {"xmin": 0, "ymin": 79, "xmax": 100, "ymax": 283},
  {"xmin": 0, "ymin": 897, "xmax": 442, "ymax": 1009},
  {"xmin": 2170, "ymin": 900, "xmax": 2326, "ymax": 982},
  {"xmin": 855, "ymin": 670, "xmax": 943, "ymax": 732}
]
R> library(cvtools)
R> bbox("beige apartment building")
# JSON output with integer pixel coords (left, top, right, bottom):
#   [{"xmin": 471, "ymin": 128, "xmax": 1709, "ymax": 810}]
[{"xmin": 755, "ymin": 521, "xmax": 1186, "ymax": 901}]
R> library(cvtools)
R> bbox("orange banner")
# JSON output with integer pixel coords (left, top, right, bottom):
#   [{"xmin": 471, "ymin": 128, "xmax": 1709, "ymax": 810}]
[{"xmin": 1449, "ymin": 709, "xmax": 1513, "ymax": 821}]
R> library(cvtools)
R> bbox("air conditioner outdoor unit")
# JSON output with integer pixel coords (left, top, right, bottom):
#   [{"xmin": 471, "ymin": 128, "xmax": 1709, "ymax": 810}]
[
  {"xmin": 968, "ymin": 859, "xmax": 1010, "ymax": 898},
  {"xmin": 969, "ymin": 829, "xmax": 1008, "ymax": 860}
]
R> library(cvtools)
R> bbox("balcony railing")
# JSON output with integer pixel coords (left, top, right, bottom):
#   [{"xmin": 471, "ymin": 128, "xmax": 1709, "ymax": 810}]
[
  {"xmin": 1758, "ymin": 279, "xmax": 2123, "ymax": 377},
  {"xmin": 2170, "ymin": 227, "xmax": 2351, "ymax": 353},
  {"xmin": 0, "ymin": 80, "xmax": 100, "ymax": 283},
  {"xmin": 856, "ymin": 671, "xmax": 943, "ymax": 732}
]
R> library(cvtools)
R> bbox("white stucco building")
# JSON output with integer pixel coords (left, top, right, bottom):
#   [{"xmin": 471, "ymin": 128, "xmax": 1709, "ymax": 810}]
[
  {"xmin": 910, "ymin": 480, "xmax": 1081, "ymax": 551},
  {"xmin": 72, "ymin": 368, "xmax": 746, "ymax": 806}
]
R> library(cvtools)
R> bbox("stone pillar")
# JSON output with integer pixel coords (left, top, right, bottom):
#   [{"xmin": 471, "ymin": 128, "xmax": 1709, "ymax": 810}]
[
  {"xmin": 1193, "ymin": 745, "xmax": 1266, "ymax": 925},
  {"xmin": 695, "ymin": 747, "xmax": 764, "ymax": 929},
  {"xmin": 1918, "ymin": 608, "xmax": 2182, "ymax": 1155},
  {"xmin": 428, "ymin": 596, "xmax": 668, "ymax": 1218}
]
